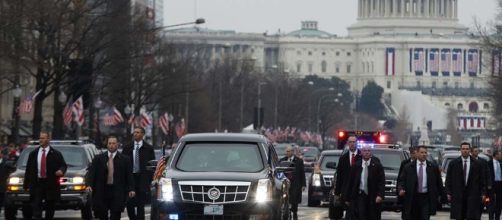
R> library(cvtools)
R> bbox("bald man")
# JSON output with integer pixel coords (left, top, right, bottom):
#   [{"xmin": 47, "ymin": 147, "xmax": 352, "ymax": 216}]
[{"xmin": 279, "ymin": 146, "xmax": 306, "ymax": 220}]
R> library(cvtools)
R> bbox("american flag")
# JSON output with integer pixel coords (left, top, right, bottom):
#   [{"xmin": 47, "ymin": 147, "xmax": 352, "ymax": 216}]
[
  {"xmin": 140, "ymin": 111, "xmax": 152, "ymax": 128},
  {"xmin": 468, "ymin": 49, "xmax": 479, "ymax": 74},
  {"xmin": 63, "ymin": 102, "xmax": 73, "ymax": 127},
  {"xmin": 159, "ymin": 113, "xmax": 170, "ymax": 135},
  {"xmin": 175, "ymin": 118, "xmax": 186, "ymax": 138},
  {"xmin": 493, "ymin": 50, "xmax": 501, "ymax": 75},
  {"xmin": 429, "ymin": 49, "xmax": 440, "ymax": 74},
  {"xmin": 18, "ymin": 96, "xmax": 33, "ymax": 113},
  {"xmin": 441, "ymin": 49, "xmax": 451, "ymax": 74},
  {"xmin": 452, "ymin": 49, "xmax": 463, "ymax": 74},
  {"xmin": 72, "ymin": 96, "xmax": 85, "ymax": 126},
  {"xmin": 102, "ymin": 107, "xmax": 124, "ymax": 126},
  {"xmin": 414, "ymin": 49, "xmax": 425, "ymax": 73}
]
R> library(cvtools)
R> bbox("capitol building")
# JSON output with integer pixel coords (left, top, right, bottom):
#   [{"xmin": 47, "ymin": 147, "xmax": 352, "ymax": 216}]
[{"xmin": 165, "ymin": 0, "xmax": 496, "ymax": 132}]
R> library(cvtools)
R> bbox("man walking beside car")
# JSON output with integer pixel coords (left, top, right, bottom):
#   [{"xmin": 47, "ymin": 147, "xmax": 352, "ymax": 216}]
[
  {"xmin": 280, "ymin": 146, "xmax": 306, "ymax": 220},
  {"xmin": 86, "ymin": 135, "xmax": 135, "ymax": 220},
  {"xmin": 123, "ymin": 127, "xmax": 155, "ymax": 220},
  {"xmin": 488, "ymin": 150, "xmax": 502, "ymax": 220},
  {"xmin": 398, "ymin": 146, "xmax": 444, "ymax": 220},
  {"xmin": 446, "ymin": 142, "xmax": 487, "ymax": 220},
  {"xmin": 333, "ymin": 135, "xmax": 360, "ymax": 220},
  {"xmin": 23, "ymin": 132, "xmax": 67, "ymax": 220},
  {"xmin": 345, "ymin": 145, "xmax": 385, "ymax": 220}
]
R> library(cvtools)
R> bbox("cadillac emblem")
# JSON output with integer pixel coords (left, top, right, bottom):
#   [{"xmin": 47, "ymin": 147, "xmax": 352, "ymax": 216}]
[{"xmin": 207, "ymin": 187, "xmax": 221, "ymax": 200}]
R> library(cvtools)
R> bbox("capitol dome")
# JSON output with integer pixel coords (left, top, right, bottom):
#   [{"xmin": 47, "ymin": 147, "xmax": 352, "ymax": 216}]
[
  {"xmin": 349, "ymin": 0, "xmax": 468, "ymax": 36},
  {"xmin": 287, "ymin": 21, "xmax": 334, "ymax": 38}
]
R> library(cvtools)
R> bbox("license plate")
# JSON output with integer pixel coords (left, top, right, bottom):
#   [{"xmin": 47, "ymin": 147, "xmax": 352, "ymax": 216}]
[{"xmin": 204, "ymin": 204, "xmax": 223, "ymax": 215}]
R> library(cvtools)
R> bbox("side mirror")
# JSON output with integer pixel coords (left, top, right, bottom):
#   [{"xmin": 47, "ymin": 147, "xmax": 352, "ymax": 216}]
[
  {"xmin": 4, "ymin": 160, "xmax": 16, "ymax": 172},
  {"xmin": 146, "ymin": 160, "xmax": 158, "ymax": 172},
  {"xmin": 326, "ymin": 162, "xmax": 337, "ymax": 169}
]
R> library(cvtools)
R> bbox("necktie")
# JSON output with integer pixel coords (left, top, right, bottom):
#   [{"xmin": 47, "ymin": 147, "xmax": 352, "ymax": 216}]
[
  {"xmin": 496, "ymin": 162, "xmax": 502, "ymax": 181},
  {"xmin": 351, "ymin": 153, "xmax": 356, "ymax": 167},
  {"xmin": 134, "ymin": 144, "xmax": 140, "ymax": 173},
  {"xmin": 418, "ymin": 162, "xmax": 424, "ymax": 193},
  {"xmin": 363, "ymin": 161, "xmax": 369, "ymax": 194},
  {"xmin": 463, "ymin": 160, "xmax": 467, "ymax": 185},
  {"xmin": 107, "ymin": 154, "xmax": 114, "ymax": 184},
  {"xmin": 40, "ymin": 149, "xmax": 46, "ymax": 178}
]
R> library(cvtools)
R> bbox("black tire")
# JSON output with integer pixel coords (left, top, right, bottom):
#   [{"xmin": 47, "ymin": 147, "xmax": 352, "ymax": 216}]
[
  {"xmin": 307, "ymin": 188, "xmax": 321, "ymax": 207},
  {"xmin": 150, "ymin": 200, "xmax": 159, "ymax": 220},
  {"xmin": 4, "ymin": 205, "xmax": 17, "ymax": 220},
  {"xmin": 21, "ymin": 205, "xmax": 32, "ymax": 220}
]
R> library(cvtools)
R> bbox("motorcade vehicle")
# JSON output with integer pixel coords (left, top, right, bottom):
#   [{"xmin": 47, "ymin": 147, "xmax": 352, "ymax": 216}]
[
  {"xmin": 274, "ymin": 143, "xmax": 300, "ymax": 159},
  {"xmin": 300, "ymin": 146, "xmax": 321, "ymax": 172},
  {"xmin": 307, "ymin": 150, "xmax": 342, "ymax": 207},
  {"xmin": 4, "ymin": 140, "xmax": 98, "ymax": 220},
  {"xmin": 336, "ymin": 130, "xmax": 393, "ymax": 149},
  {"xmin": 151, "ymin": 133, "xmax": 294, "ymax": 220}
]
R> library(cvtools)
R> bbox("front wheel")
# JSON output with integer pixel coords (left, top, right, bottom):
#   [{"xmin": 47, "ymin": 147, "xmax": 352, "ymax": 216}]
[
  {"xmin": 4, "ymin": 205, "xmax": 17, "ymax": 220},
  {"xmin": 307, "ymin": 188, "xmax": 321, "ymax": 207}
]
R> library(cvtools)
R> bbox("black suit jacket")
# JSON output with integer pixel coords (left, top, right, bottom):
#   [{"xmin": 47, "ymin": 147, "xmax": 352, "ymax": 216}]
[
  {"xmin": 445, "ymin": 156, "xmax": 487, "ymax": 220},
  {"xmin": 279, "ymin": 156, "xmax": 306, "ymax": 204},
  {"xmin": 122, "ymin": 141, "xmax": 155, "ymax": 192},
  {"xmin": 346, "ymin": 157, "xmax": 385, "ymax": 219},
  {"xmin": 475, "ymin": 157, "xmax": 492, "ymax": 192},
  {"xmin": 397, "ymin": 160, "xmax": 445, "ymax": 216},
  {"xmin": 23, "ymin": 146, "xmax": 67, "ymax": 201},
  {"xmin": 86, "ymin": 152, "xmax": 134, "ymax": 212},
  {"xmin": 487, "ymin": 159, "xmax": 502, "ymax": 197},
  {"xmin": 0, "ymin": 159, "xmax": 15, "ymax": 192},
  {"xmin": 335, "ymin": 150, "xmax": 361, "ymax": 197}
]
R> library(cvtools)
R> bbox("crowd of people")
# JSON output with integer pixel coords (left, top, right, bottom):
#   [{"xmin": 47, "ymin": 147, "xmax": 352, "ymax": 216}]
[{"xmin": 330, "ymin": 135, "xmax": 500, "ymax": 220}]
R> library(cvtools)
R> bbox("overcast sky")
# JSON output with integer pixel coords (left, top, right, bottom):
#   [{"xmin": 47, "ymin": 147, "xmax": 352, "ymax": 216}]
[{"xmin": 163, "ymin": 0, "xmax": 500, "ymax": 35}]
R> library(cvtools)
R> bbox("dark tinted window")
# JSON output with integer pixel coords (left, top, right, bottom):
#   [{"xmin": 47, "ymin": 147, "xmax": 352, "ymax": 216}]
[
  {"xmin": 320, "ymin": 155, "xmax": 340, "ymax": 170},
  {"xmin": 17, "ymin": 146, "xmax": 87, "ymax": 169},
  {"xmin": 176, "ymin": 143, "xmax": 263, "ymax": 172},
  {"xmin": 301, "ymin": 147, "xmax": 320, "ymax": 159},
  {"xmin": 371, "ymin": 150, "xmax": 404, "ymax": 170}
]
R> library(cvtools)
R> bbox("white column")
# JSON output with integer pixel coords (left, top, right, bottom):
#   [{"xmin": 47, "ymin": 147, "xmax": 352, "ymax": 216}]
[
  {"xmin": 377, "ymin": 0, "xmax": 381, "ymax": 17},
  {"xmin": 393, "ymin": 0, "xmax": 397, "ymax": 16},
  {"xmin": 417, "ymin": 0, "xmax": 422, "ymax": 16},
  {"xmin": 370, "ymin": 0, "xmax": 374, "ymax": 17},
  {"xmin": 424, "ymin": 0, "xmax": 429, "ymax": 17},
  {"xmin": 358, "ymin": 0, "xmax": 362, "ymax": 17},
  {"xmin": 454, "ymin": 0, "xmax": 458, "ymax": 19}
]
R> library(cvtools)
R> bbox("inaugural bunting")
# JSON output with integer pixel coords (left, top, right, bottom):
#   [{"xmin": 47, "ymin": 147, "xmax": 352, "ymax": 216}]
[
  {"xmin": 414, "ymin": 48, "xmax": 425, "ymax": 75},
  {"xmin": 467, "ymin": 49, "xmax": 479, "ymax": 76},
  {"xmin": 385, "ymin": 48, "xmax": 395, "ymax": 76},
  {"xmin": 429, "ymin": 48, "xmax": 440, "ymax": 76},
  {"xmin": 441, "ymin": 49, "xmax": 451, "ymax": 76},
  {"xmin": 493, "ymin": 50, "xmax": 501, "ymax": 76},
  {"xmin": 452, "ymin": 49, "xmax": 463, "ymax": 76}
]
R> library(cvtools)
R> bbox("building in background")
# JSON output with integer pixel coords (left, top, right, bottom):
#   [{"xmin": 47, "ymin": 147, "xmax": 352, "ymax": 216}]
[{"xmin": 163, "ymin": 0, "xmax": 495, "ymax": 134}]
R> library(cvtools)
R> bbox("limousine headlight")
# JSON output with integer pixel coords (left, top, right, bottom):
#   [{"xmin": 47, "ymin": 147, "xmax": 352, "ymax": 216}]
[
  {"xmin": 312, "ymin": 174, "xmax": 321, "ymax": 187},
  {"xmin": 160, "ymin": 178, "xmax": 174, "ymax": 202},
  {"xmin": 256, "ymin": 179, "xmax": 271, "ymax": 203},
  {"xmin": 8, "ymin": 177, "xmax": 22, "ymax": 185}
]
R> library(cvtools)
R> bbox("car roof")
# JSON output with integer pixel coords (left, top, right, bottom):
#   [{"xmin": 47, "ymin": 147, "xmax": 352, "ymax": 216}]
[
  {"xmin": 321, "ymin": 150, "xmax": 343, "ymax": 156},
  {"xmin": 180, "ymin": 133, "xmax": 269, "ymax": 143},
  {"xmin": 442, "ymin": 152, "xmax": 490, "ymax": 160}
]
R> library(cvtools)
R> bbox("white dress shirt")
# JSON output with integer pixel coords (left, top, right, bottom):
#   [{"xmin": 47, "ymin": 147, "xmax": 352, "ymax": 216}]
[
  {"xmin": 108, "ymin": 151, "xmax": 116, "ymax": 160},
  {"xmin": 416, "ymin": 160, "xmax": 428, "ymax": 193},
  {"xmin": 288, "ymin": 156, "xmax": 295, "ymax": 162},
  {"xmin": 133, "ymin": 140, "xmax": 143, "ymax": 159},
  {"xmin": 494, "ymin": 160, "xmax": 502, "ymax": 181},
  {"xmin": 37, "ymin": 146, "xmax": 50, "ymax": 178},
  {"xmin": 360, "ymin": 159, "xmax": 371, "ymax": 193}
]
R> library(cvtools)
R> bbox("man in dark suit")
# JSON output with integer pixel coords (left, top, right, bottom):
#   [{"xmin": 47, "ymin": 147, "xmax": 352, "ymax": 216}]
[
  {"xmin": 345, "ymin": 145, "xmax": 385, "ymax": 220},
  {"xmin": 472, "ymin": 146, "xmax": 491, "ymax": 218},
  {"xmin": 334, "ymin": 135, "xmax": 360, "ymax": 219},
  {"xmin": 398, "ymin": 146, "xmax": 445, "ymax": 220},
  {"xmin": 488, "ymin": 150, "xmax": 502, "ymax": 220},
  {"xmin": 279, "ymin": 145, "xmax": 306, "ymax": 220},
  {"xmin": 87, "ymin": 135, "xmax": 135, "ymax": 220},
  {"xmin": 0, "ymin": 148, "xmax": 15, "ymax": 213},
  {"xmin": 446, "ymin": 142, "xmax": 487, "ymax": 220},
  {"xmin": 123, "ymin": 127, "xmax": 155, "ymax": 220},
  {"xmin": 23, "ymin": 132, "xmax": 67, "ymax": 220}
]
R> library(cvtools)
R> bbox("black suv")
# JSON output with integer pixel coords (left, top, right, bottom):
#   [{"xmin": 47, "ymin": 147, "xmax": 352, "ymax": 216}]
[
  {"xmin": 151, "ymin": 133, "xmax": 291, "ymax": 220},
  {"xmin": 4, "ymin": 141, "xmax": 98, "ymax": 220},
  {"xmin": 370, "ymin": 147, "xmax": 409, "ymax": 211},
  {"xmin": 307, "ymin": 149, "xmax": 342, "ymax": 207}
]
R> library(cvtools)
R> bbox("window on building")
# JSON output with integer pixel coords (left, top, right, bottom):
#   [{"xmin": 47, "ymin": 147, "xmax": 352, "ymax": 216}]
[
  {"xmin": 387, "ymin": 81, "xmax": 391, "ymax": 89},
  {"xmin": 308, "ymin": 51, "xmax": 313, "ymax": 56},
  {"xmin": 362, "ymin": 62, "xmax": 366, "ymax": 73},
  {"xmin": 336, "ymin": 51, "xmax": 340, "ymax": 56},
  {"xmin": 469, "ymin": 102, "xmax": 479, "ymax": 113},
  {"xmin": 321, "ymin": 61, "xmax": 327, "ymax": 73},
  {"xmin": 297, "ymin": 63, "xmax": 302, "ymax": 73},
  {"xmin": 335, "ymin": 64, "xmax": 340, "ymax": 73},
  {"xmin": 445, "ymin": 103, "xmax": 451, "ymax": 107},
  {"xmin": 347, "ymin": 63, "xmax": 352, "ymax": 73},
  {"xmin": 457, "ymin": 103, "xmax": 463, "ymax": 110},
  {"xmin": 432, "ymin": 81, "xmax": 437, "ymax": 88},
  {"xmin": 308, "ymin": 63, "xmax": 313, "ymax": 73},
  {"xmin": 347, "ymin": 52, "xmax": 351, "ymax": 56},
  {"xmin": 371, "ymin": 62, "xmax": 374, "ymax": 73},
  {"xmin": 484, "ymin": 103, "xmax": 490, "ymax": 110},
  {"xmin": 443, "ymin": 81, "xmax": 448, "ymax": 87}
]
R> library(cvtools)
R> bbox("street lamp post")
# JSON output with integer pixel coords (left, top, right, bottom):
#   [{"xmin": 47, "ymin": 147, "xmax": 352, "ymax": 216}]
[
  {"xmin": 256, "ymin": 82, "xmax": 266, "ymax": 131},
  {"xmin": 94, "ymin": 98, "xmax": 103, "ymax": 147},
  {"xmin": 159, "ymin": 18, "xmax": 205, "ymax": 30},
  {"xmin": 315, "ymin": 88, "xmax": 336, "ymax": 134},
  {"xmin": 12, "ymin": 85, "xmax": 22, "ymax": 144}
]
